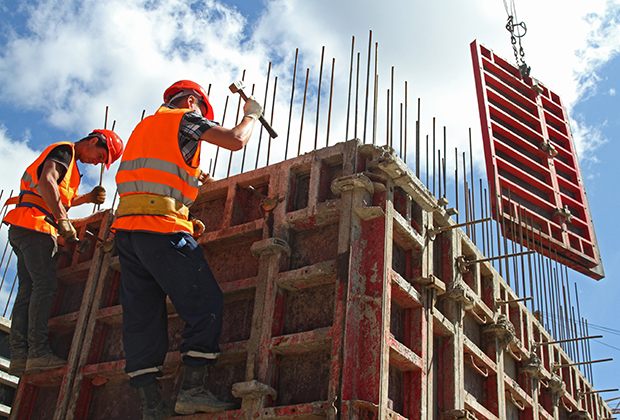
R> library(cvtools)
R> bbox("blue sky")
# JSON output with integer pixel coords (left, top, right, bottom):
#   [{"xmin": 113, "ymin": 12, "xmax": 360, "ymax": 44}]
[{"xmin": 0, "ymin": 0, "xmax": 618, "ymax": 404}]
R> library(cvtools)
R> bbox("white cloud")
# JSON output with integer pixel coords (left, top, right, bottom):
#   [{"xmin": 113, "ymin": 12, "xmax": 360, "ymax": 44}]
[{"xmin": 0, "ymin": 0, "xmax": 617, "ymax": 180}]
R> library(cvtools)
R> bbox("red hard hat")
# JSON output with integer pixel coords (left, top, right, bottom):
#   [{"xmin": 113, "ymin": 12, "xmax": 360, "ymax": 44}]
[
  {"xmin": 163, "ymin": 80, "xmax": 214, "ymax": 120},
  {"xmin": 89, "ymin": 129, "xmax": 124, "ymax": 169}
]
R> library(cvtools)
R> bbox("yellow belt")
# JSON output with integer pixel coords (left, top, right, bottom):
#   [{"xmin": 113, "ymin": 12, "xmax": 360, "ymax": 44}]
[{"xmin": 116, "ymin": 194, "xmax": 189, "ymax": 220}]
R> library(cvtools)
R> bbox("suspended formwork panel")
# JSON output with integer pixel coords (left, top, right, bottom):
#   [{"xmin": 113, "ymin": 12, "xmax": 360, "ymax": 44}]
[
  {"xmin": 470, "ymin": 40, "xmax": 604, "ymax": 280},
  {"xmin": 8, "ymin": 141, "xmax": 613, "ymax": 420}
]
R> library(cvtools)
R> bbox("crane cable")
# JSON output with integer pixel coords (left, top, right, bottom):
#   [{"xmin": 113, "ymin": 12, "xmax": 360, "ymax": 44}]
[{"xmin": 503, "ymin": 0, "xmax": 531, "ymax": 79}]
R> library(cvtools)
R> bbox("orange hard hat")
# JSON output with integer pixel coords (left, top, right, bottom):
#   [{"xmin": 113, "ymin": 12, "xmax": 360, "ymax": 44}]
[
  {"xmin": 90, "ymin": 129, "xmax": 124, "ymax": 169},
  {"xmin": 163, "ymin": 80, "xmax": 214, "ymax": 120}
]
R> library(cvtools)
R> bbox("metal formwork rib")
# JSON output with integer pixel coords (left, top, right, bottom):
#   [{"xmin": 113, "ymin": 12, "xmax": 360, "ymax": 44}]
[{"xmin": 470, "ymin": 40, "xmax": 604, "ymax": 280}]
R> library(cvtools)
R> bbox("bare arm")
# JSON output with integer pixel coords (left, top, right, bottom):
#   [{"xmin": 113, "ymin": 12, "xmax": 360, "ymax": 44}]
[
  {"xmin": 71, "ymin": 193, "xmax": 92, "ymax": 207},
  {"xmin": 200, "ymin": 116, "xmax": 256, "ymax": 151},
  {"xmin": 38, "ymin": 160, "xmax": 69, "ymax": 220}
]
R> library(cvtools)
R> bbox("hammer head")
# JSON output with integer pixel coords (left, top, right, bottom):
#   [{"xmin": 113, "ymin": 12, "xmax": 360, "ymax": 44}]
[{"xmin": 229, "ymin": 81, "xmax": 245, "ymax": 94}]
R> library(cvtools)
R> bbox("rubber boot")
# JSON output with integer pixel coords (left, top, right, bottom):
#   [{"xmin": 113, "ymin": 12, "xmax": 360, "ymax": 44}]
[
  {"xmin": 175, "ymin": 365, "xmax": 235, "ymax": 414},
  {"xmin": 137, "ymin": 382, "xmax": 175, "ymax": 420}
]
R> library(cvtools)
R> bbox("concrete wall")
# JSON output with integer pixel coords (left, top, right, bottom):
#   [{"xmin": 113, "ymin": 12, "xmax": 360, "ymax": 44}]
[{"xmin": 9, "ymin": 140, "xmax": 612, "ymax": 420}]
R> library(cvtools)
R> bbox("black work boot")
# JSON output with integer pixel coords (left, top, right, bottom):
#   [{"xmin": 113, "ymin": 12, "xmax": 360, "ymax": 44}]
[
  {"xmin": 175, "ymin": 365, "xmax": 235, "ymax": 414},
  {"xmin": 137, "ymin": 382, "xmax": 175, "ymax": 420}
]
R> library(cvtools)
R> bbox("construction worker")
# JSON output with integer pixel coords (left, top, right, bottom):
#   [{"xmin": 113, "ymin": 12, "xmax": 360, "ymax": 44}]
[
  {"xmin": 112, "ymin": 80, "xmax": 262, "ymax": 419},
  {"xmin": 2, "ymin": 130, "xmax": 124, "ymax": 376}
]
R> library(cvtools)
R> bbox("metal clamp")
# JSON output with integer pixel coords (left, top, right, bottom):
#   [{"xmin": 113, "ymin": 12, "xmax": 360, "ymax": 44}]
[{"xmin": 541, "ymin": 141, "xmax": 558, "ymax": 157}]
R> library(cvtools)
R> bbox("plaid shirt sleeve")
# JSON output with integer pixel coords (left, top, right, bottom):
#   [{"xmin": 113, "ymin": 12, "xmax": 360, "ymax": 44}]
[{"xmin": 177, "ymin": 109, "xmax": 219, "ymax": 165}]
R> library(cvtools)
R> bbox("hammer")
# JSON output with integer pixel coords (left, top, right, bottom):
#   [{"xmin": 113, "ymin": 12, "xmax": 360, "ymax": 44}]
[
  {"xmin": 229, "ymin": 81, "xmax": 278, "ymax": 138},
  {"xmin": 44, "ymin": 216, "xmax": 112, "ymax": 254}
]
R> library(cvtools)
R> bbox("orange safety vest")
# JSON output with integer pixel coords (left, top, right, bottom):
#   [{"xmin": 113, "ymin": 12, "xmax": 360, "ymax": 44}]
[
  {"xmin": 112, "ymin": 106, "xmax": 201, "ymax": 234},
  {"xmin": 2, "ymin": 142, "xmax": 81, "ymax": 236}
]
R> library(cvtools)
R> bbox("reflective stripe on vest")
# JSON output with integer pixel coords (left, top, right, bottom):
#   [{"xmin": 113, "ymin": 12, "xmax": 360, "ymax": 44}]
[
  {"xmin": 2, "ymin": 142, "xmax": 80, "ymax": 235},
  {"xmin": 112, "ymin": 107, "xmax": 201, "ymax": 234}
]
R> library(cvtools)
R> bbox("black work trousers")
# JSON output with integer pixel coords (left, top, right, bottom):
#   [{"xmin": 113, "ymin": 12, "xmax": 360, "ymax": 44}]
[
  {"xmin": 8, "ymin": 225, "xmax": 59, "ymax": 360},
  {"xmin": 114, "ymin": 230, "xmax": 224, "ymax": 388}
]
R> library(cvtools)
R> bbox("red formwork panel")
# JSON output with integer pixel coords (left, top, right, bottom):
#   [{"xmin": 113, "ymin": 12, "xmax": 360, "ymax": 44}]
[{"xmin": 470, "ymin": 40, "xmax": 604, "ymax": 280}]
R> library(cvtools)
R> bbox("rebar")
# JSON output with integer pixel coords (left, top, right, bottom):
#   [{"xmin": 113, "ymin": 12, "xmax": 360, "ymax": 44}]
[
  {"xmin": 297, "ymin": 68, "xmax": 310, "ymax": 157},
  {"xmin": 255, "ymin": 61, "xmax": 272, "ymax": 170},
  {"xmin": 327, "ymin": 60, "xmax": 335, "ymax": 147},
  {"xmin": 345, "ymin": 36, "xmax": 355, "ymax": 141},
  {"xmin": 267, "ymin": 77, "xmax": 278, "ymax": 166},
  {"xmin": 285, "ymin": 48, "xmax": 299, "ymax": 160},
  {"xmin": 314, "ymin": 48, "xmax": 325, "ymax": 151},
  {"xmin": 363, "ymin": 31, "xmax": 372, "ymax": 144}
]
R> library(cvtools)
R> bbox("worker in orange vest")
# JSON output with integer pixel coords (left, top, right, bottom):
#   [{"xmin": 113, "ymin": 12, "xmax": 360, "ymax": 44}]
[
  {"xmin": 2, "ymin": 130, "xmax": 124, "ymax": 377},
  {"xmin": 112, "ymin": 80, "xmax": 262, "ymax": 418}
]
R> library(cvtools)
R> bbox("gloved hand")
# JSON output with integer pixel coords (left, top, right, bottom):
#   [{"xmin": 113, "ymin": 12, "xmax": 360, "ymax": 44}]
[
  {"xmin": 58, "ymin": 218, "xmax": 78, "ymax": 242},
  {"xmin": 198, "ymin": 170, "xmax": 214, "ymax": 184},
  {"xmin": 192, "ymin": 219, "xmax": 206, "ymax": 239},
  {"xmin": 243, "ymin": 96, "xmax": 263, "ymax": 120},
  {"xmin": 89, "ymin": 186, "xmax": 106, "ymax": 205}
]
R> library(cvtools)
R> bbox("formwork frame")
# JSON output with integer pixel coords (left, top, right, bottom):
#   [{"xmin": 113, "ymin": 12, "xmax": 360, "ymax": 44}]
[{"xmin": 9, "ymin": 140, "xmax": 613, "ymax": 420}]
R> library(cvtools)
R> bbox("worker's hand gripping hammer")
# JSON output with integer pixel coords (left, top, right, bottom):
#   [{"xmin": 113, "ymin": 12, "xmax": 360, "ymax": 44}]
[{"xmin": 229, "ymin": 81, "xmax": 278, "ymax": 138}]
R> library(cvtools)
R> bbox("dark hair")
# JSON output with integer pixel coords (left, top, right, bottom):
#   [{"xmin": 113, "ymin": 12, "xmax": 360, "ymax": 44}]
[{"xmin": 78, "ymin": 135, "xmax": 108, "ymax": 152}]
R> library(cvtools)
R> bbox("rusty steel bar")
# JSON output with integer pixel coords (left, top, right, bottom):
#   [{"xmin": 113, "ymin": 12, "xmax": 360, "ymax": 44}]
[
  {"xmin": 345, "ymin": 36, "xmax": 355, "ymax": 141},
  {"xmin": 426, "ymin": 135, "xmax": 429, "ymax": 187},
  {"xmin": 480, "ymin": 180, "xmax": 487, "ymax": 258},
  {"xmin": 239, "ymin": 83, "xmax": 255, "ymax": 174},
  {"xmin": 211, "ymin": 95, "xmax": 229, "ymax": 176},
  {"xmin": 2, "ymin": 273, "xmax": 17, "ymax": 318},
  {"xmin": 507, "ymin": 187, "xmax": 518, "ymax": 293},
  {"xmin": 390, "ymin": 66, "xmax": 394, "ymax": 148},
  {"xmin": 469, "ymin": 129, "xmax": 476, "ymax": 243},
  {"xmin": 565, "ymin": 265, "xmax": 579, "ymax": 359},
  {"xmin": 429, "ymin": 217, "xmax": 492, "ymax": 236},
  {"xmin": 560, "ymin": 265, "xmax": 573, "ymax": 357},
  {"xmin": 386, "ymin": 89, "xmax": 390, "ymax": 146},
  {"xmin": 534, "ymin": 335, "xmax": 603, "ymax": 347},
  {"xmin": 372, "ymin": 43, "xmax": 378, "ymax": 145},
  {"xmin": 255, "ymin": 62, "xmax": 272, "ymax": 170},
  {"xmin": 327, "ymin": 59, "xmax": 335, "ymax": 147},
  {"xmin": 585, "ymin": 319, "xmax": 594, "ymax": 382},
  {"xmin": 354, "ymin": 52, "xmax": 360, "ymax": 141},
  {"xmin": 524, "ymin": 212, "xmax": 535, "ymax": 312},
  {"xmin": 463, "ymin": 153, "xmax": 469, "ymax": 235},
  {"xmin": 285, "ymin": 48, "xmax": 299, "ymax": 160},
  {"xmin": 438, "ymin": 150, "xmax": 442, "ymax": 200},
  {"xmin": 455, "ymin": 148, "xmax": 459, "ymax": 224},
  {"xmin": 267, "ymin": 76, "xmax": 278, "ymax": 166},
  {"xmin": 432, "ymin": 118, "xmax": 436, "ymax": 196},
  {"xmin": 297, "ymin": 68, "xmax": 310, "ymax": 157},
  {"xmin": 416, "ymin": 98, "xmax": 420, "ymax": 177},
  {"xmin": 314, "ymin": 48, "xmax": 325, "ymax": 151},
  {"xmin": 518, "ymin": 204, "xmax": 527, "ymax": 301},
  {"xmin": 462, "ymin": 250, "xmax": 534, "ymax": 266},
  {"xmin": 553, "ymin": 359, "xmax": 613, "ymax": 372},
  {"xmin": 399, "ymin": 104, "xmax": 403, "ymax": 159},
  {"xmin": 404, "ymin": 82, "xmax": 408, "ymax": 163},
  {"xmin": 363, "ymin": 31, "xmax": 372, "ymax": 144},
  {"xmin": 228, "ymin": 70, "xmax": 247, "ymax": 177},
  {"xmin": 442, "ymin": 127, "xmax": 447, "ymax": 200},
  {"xmin": 571, "ymin": 306, "xmax": 580, "ymax": 363},
  {"xmin": 500, "ymin": 185, "xmax": 510, "ymax": 285},
  {"xmin": 575, "ymin": 282, "xmax": 587, "ymax": 371}
]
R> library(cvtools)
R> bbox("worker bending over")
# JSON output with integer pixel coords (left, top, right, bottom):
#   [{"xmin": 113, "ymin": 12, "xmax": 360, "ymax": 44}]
[
  {"xmin": 112, "ymin": 80, "xmax": 262, "ymax": 419},
  {"xmin": 2, "ymin": 130, "xmax": 124, "ymax": 376}
]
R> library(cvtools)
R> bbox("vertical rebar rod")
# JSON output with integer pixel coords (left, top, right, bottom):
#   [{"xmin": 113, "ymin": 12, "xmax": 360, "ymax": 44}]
[
  {"xmin": 585, "ymin": 320, "xmax": 594, "ymax": 382},
  {"xmin": 485, "ymin": 188, "xmax": 494, "ymax": 261},
  {"xmin": 571, "ymin": 306, "xmax": 580, "ymax": 364},
  {"xmin": 507, "ymin": 188, "xmax": 518, "ymax": 294},
  {"xmin": 425, "ymin": 135, "xmax": 429, "ymax": 187},
  {"xmin": 372, "ymin": 43, "xmax": 378, "ymax": 146},
  {"xmin": 455, "ymin": 148, "xmax": 459, "ymax": 224},
  {"xmin": 314, "ymin": 48, "xmax": 325, "ymax": 151},
  {"xmin": 390, "ymin": 66, "xmax": 394, "ymax": 148},
  {"xmin": 399, "ymin": 104, "xmax": 403, "ymax": 158},
  {"xmin": 442, "ymin": 127, "xmax": 447, "ymax": 201},
  {"xmin": 386, "ymin": 89, "xmax": 390, "ymax": 146},
  {"xmin": 469, "ymin": 129, "xmax": 476, "ymax": 243},
  {"xmin": 229, "ymin": 74, "xmax": 246, "ymax": 177},
  {"xmin": 416, "ymin": 98, "xmax": 420, "ymax": 177},
  {"xmin": 432, "ymin": 118, "xmax": 436, "ymax": 196},
  {"xmin": 212, "ymin": 96, "xmax": 229, "ymax": 176},
  {"xmin": 354, "ymin": 52, "xmax": 360, "ymax": 141},
  {"xmin": 255, "ymin": 61, "xmax": 272, "ymax": 170},
  {"xmin": 575, "ymin": 282, "xmax": 585, "ymax": 368},
  {"xmin": 518, "ymin": 204, "xmax": 527, "ymax": 300},
  {"xmin": 363, "ymin": 30, "xmax": 372, "ymax": 144},
  {"xmin": 480, "ymin": 179, "xmax": 487, "ymax": 257},
  {"xmin": 267, "ymin": 77, "xmax": 278, "ymax": 166},
  {"xmin": 500, "ymin": 190, "xmax": 511, "ymax": 285},
  {"xmin": 539, "ymin": 225, "xmax": 550, "ymax": 331},
  {"xmin": 285, "ymin": 48, "xmax": 299, "ymax": 159},
  {"xmin": 404, "ymin": 82, "xmax": 408, "ymax": 164},
  {"xmin": 239, "ymin": 83, "xmax": 255, "ymax": 174},
  {"xmin": 463, "ymin": 152, "xmax": 469, "ymax": 234},
  {"xmin": 297, "ymin": 68, "xmax": 310, "ymax": 157},
  {"xmin": 525, "ymin": 214, "xmax": 535, "ymax": 313},
  {"xmin": 438, "ymin": 150, "xmax": 442, "ymax": 200},
  {"xmin": 2, "ymin": 273, "xmax": 17, "ymax": 318},
  {"xmin": 345, "ymin": 36, "xmax": 355, "ymax": 141},
  {"xmin": 327, "ymin": 59, "xmax": 335, "ymax": 147}
]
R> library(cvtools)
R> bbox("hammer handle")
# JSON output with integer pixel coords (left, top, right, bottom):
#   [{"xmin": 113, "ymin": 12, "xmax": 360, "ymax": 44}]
[{"xmin": 238, "ymin": 90, "xmax": 278, "ymax": 138}]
